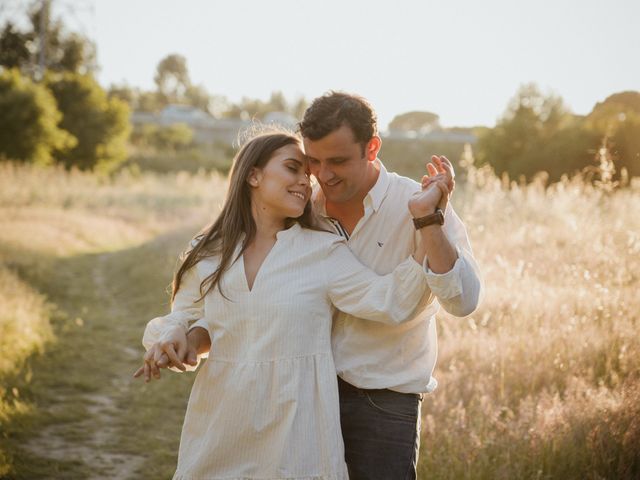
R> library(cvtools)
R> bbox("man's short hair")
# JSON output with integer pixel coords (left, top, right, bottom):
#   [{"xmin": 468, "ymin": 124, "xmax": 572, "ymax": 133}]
[{"xmin": 298, "ymin": 91, "xmax": 378, "ymax": 147}]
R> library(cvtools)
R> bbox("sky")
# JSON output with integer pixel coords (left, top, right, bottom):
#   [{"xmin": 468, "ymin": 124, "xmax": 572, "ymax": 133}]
[{"xmin": 4, "ymin": 0, "xmax": 639, "ymax": 129}]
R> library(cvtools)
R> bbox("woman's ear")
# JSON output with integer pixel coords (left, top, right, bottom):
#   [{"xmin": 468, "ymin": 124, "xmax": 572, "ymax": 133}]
[{"xmin": 247, "ymin": 167, "xmax": 260, "ymax": 187}]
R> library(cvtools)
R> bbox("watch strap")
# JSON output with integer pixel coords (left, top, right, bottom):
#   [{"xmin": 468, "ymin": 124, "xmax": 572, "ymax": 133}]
[{"xmin": 412, "ymin": 208, "xmax": 444, "ymax": 229}]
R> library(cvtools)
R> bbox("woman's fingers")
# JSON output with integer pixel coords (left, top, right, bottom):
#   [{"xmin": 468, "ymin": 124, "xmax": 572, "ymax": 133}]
[
  {"xmin": 134, "ymin": 342, "xmax": 180, "ymax": 384},
  {"xmin": 438, "ymin": 155, "xmax": 453, "ymax": 170},
  {"xmin": 440, "ymin": 156, "xmax": 456, "ymax": 187},
  {"xmin": 150, "ymin": 356, "xmax": 160, "ymax": 379}
]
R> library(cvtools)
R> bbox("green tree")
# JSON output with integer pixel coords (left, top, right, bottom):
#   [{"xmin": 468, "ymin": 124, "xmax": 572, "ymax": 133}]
[
  {"xmin": 267, "ymin": 91, "xmax": 288, "ymax": 112},
  {"xmin": 130, "ymin": 123, "xmax": 193, "ymax": 151},
  {"xmin": 222, "ymin": 91, "xmax": 297, "ymax": 120},
  {"xmin": 0, "ymin": 22, "xmax": 32, "ymax": 69},
  {"xmin": 292, "ymin": 96, "xmax": 308, "ymax": 121},
  {"xmin": 153, "ymin": 123, "xmax": 194, "ymax": 150},
  {"xmin": 477, "ymin": 84, "xmax": 599, "ymax": 181},
  {"xmin": 185, "ymin": 84, "xmax": 211, "ymax": 112},
  {"xmin": 0, "ymin": 4, "xmax": 96, "ymax": 76},
  {"xmin": 586, "ymin": 91, "xmax": 640, "ymax": 177},
  {"xmin": 107, "ymin": 83, "xmax": 136, "ymax": 106},
  {"xmin": 46, "ymin": 73, "xmax": 130, "ymax": 172},
  {"xmin": 389, "ymin": 111, "xmax": 441, "ymax": 133},
  {"xmin": 154, "ymin": 54, "xmax": 190, "ymax": 104},
  {"xmin": 0, "ymin": 69, "xmax": 75, "ymax": 164}
]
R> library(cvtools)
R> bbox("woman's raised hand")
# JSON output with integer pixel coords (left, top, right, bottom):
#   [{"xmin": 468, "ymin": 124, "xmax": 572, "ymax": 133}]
[{"xmin": 408, "ymin": 155, "xmax": 456, "ymax": 218}]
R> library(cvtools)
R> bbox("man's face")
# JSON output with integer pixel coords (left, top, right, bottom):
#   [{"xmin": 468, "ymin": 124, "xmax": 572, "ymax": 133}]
[{"xmin": 303, "ymin": 125, "xmax": 371, "ymax": 204}]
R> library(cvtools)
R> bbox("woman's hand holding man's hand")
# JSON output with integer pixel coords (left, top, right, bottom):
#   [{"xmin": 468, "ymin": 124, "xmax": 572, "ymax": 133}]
[{"xmin": 133, "ymin": 326, "xmax": 198, "ymax": 382}]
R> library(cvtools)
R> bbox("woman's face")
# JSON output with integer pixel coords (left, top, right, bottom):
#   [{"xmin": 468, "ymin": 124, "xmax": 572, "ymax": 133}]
[{"xmin": 249, "ymin": 143, "xmax": 311, "ymax": 221}]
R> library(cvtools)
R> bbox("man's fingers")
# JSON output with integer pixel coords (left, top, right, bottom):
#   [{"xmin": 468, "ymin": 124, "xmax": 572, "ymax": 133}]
[
  {"xmin": 155, "ymin": 343, "xmax": 180, "ymax": 369},
  {"xmin": 435, "ymin": 181, "xmax": 450, "ymax": 209},
  {"xmin": 426, "ymin": 163, "xmax": 438, "ymax": 177},
  {"xmin": 133, "ymin": 365, "xmax": 144, "ymax": 378},
  {"xmin": 144, "ymin": 361, "xmax": 150, "ymax": 383},
  {"xmin": 162, "ymin": 343, "xmax": 186, "ymax": 371},
  {"xmin": 436, "ymin": 180, "xmax": 450, "ymax": 196},
  {"xmin": 439, "ymin": 160, "xmax": 455, "ymax": 183},
  {"xmin": 157, "ymin": 353, "xmax": 170, "ymax": 369},
  {"xmin": 176, "ymin": 341, "xmax": 188, "ymax": 368},
  {"xmin": 186, "ymin": 346, "xmax": 198, "ymax": 366}
]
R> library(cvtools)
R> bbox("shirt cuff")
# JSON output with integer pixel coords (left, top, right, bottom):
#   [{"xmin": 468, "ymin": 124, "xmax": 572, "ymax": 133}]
[
  {"xmin": 422, "ymin": 246, "xmax": 464, "ymax": 300},
  {"xmin": 142, "ymin": 316, "xmax": 187, "ymax": 351}
]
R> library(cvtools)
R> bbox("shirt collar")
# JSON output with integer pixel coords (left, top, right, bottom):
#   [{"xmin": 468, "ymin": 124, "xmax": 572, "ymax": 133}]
[
  {"xmin": 367, "ymin": 159, "xmax": 390, "ymax": 212},
  {"xmin": 312, "ymin": 158, "xmax": 390, "ymax": 217}
]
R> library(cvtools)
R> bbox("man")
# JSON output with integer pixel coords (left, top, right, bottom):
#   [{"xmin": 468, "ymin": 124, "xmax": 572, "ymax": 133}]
[
  {"xmin": 137, "ymin": 91, "xmax": 481, "ymax": 479},
  {"xmin": 298, "ymin": 91, "xmax": 482, "ymax": 479}
]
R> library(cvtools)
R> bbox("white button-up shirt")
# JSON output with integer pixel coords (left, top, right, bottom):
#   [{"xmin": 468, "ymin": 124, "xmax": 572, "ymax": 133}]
[{"xmin": 314, "ymin": 159, "xmax": 483, "ymax": 394}]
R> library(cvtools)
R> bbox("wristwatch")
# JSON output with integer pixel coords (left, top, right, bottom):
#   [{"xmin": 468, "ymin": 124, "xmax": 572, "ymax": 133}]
[{"xmin": 412, "ymin": 208, "xmax": 444, "ymax": 229}]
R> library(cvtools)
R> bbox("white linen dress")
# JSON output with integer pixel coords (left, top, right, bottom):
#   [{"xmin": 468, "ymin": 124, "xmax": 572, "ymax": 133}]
[{"xmin": 143, "ymin": 223, "xmax": 429, "ymax": 480}]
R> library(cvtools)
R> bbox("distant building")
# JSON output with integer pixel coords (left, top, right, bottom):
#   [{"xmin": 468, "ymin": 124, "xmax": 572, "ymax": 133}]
[
  {"xmin": 131, "ymin": 105, "xmax": 299, "ymax": 145},
  {"xmin": 132, "ymin": 105, "xmax": 476, "ymax": 146}
]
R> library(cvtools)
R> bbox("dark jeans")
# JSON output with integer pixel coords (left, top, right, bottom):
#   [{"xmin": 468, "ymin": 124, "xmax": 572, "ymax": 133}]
[{"xmin": 338, "ymin": 377, "xmax": 422, "ymax": 480}]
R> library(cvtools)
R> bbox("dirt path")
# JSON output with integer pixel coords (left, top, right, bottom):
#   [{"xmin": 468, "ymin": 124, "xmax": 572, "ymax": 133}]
[
  {"xmin": 11, "ymin": 232, "xmax": 196, "ymax": 479},
  {"xmin": 21, "ymin": 253, "xmax": 145, "ymax": 479}
]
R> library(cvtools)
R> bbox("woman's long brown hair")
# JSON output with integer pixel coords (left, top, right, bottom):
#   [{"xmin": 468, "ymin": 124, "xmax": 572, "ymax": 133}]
[{"xmin": 171, "ymin": 130, "xmax": 320, "ymax": 303}]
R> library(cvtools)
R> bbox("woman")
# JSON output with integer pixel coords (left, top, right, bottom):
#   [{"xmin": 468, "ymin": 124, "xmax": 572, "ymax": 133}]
[{"xmin": 135, "ymin": 129, "xmax": 447, "ymax": 479}]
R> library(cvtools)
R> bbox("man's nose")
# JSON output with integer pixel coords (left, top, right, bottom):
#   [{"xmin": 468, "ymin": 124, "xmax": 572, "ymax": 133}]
[{"xmin": 316, "ymin": 164, "xmax": 334, "ymax": 183}]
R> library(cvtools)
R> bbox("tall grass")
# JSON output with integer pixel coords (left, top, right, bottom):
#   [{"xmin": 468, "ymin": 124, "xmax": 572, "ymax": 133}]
[
  {"xmin": 418, "ymin": 160, "xmax": 640, "ymax": 479},
  {"xmin": 0, "ymin": 160, "xmax": 638, "ymax": 478},
  {"xmin": 0, "ymin": 162, "xmax": 227, "ymax": 476},
  {"xmin": 0, "ymin": 161, "xmax": 225, "ymax": 358}
]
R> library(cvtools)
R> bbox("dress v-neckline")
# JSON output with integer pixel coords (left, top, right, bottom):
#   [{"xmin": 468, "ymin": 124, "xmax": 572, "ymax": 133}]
[
  {"xmin": 240, "ymin": 240, "xmax": 277, "ymax": 293},
  {"xmin": 238, "ymin": 224, "xmax": 300, "ymax": 293}
]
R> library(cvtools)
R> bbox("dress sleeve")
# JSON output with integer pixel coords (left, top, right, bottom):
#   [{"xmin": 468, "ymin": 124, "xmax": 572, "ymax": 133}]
[
  {"xmin": 323, "ymin": 238, "xmax": 429, "ymax": 324},
  {"xmin": 142, "ymin": 263, "xmax": 204, "ymax": 350}
]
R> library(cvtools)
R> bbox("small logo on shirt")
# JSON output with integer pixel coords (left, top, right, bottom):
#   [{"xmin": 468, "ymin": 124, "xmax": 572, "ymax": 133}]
[{"xmin": 377, "ymin": 241, "xmax": 384, "ymax": 247}]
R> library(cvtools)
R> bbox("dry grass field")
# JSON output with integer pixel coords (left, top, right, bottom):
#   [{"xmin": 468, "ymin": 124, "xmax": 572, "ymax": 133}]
[{"xmin": 0, "ymin": 159, "xmax": 638, "ymax": 479}]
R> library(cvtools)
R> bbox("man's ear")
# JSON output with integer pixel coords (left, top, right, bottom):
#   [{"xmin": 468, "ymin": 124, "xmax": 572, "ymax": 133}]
[
  {"xmin": 366, "ymin": 136, "xmax": 382, "ymax": 162},
  {"xmin": 247, "ymin": 167, "xmax": 261, "ymax": 187}
]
